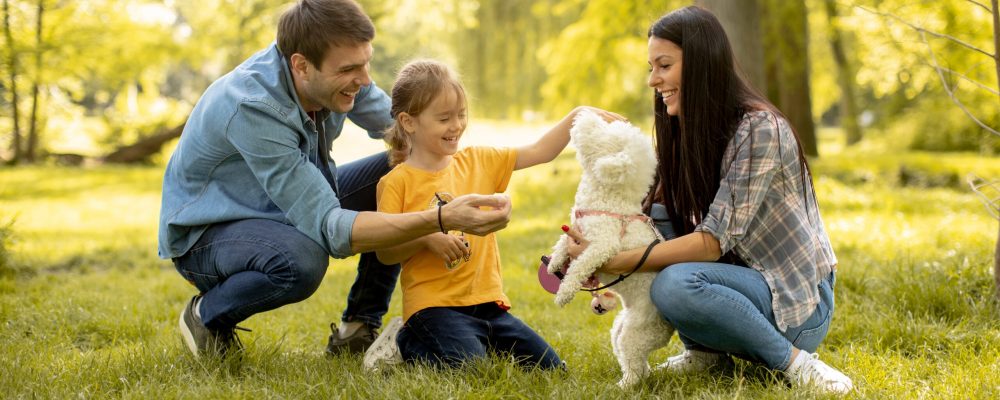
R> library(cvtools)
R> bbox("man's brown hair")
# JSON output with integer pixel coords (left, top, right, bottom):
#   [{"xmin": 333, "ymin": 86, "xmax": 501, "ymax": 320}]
[{"xmin": 277, "ymin": 0, "xmax": 375, "ymax": 68}]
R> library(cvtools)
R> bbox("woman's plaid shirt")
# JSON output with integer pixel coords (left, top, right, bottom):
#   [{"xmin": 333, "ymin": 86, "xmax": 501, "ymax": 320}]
[{"xmin": 695, "ymin": 111, "xmax": 838, "ymax": 331}]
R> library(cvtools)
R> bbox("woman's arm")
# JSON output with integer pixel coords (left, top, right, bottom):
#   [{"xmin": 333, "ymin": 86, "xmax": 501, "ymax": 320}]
[
  {"xmin": 564, "ymin": 227, "xmax": 721, "ymax": 275},
  {"xmin": 513, "ymin": 106, "xmax": 628, "ymax": 170}
]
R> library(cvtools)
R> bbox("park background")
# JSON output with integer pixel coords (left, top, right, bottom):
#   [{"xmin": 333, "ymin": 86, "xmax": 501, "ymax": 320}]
[{"xmin": 1, "ymin": 0, "xmax": 999, "ymax": 398}]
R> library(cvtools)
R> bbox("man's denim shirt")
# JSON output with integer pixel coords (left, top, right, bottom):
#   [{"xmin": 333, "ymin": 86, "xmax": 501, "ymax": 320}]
[{"xmin": 158, "ymin": 43, "xmax": 392, "ymax": 260}]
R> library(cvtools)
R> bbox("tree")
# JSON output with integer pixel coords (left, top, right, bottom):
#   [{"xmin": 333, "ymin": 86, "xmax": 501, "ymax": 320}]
[
  {"xmin": 695, "ymin": 0, "xmax": 768, "ymax": 95},
  {"xmin": 762, "ymin": 0, "xmax": 818, "ymax": 156},
  {"xmin": 822, "ymin": 0, "xmax": 862, "ymax": 145},
  {"xmin": 2, "ymin": 0, "xmax": 21, "ymax": 164},
  {"xmin": 25, "ymin": 0, "xmax": 42, "ymax": 163}
]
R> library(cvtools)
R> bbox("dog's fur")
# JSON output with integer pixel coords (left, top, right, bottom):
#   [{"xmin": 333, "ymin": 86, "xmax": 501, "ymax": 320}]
[{"xmin": 548, "ymin": 110, "xmax": 675, "ymax": 387}]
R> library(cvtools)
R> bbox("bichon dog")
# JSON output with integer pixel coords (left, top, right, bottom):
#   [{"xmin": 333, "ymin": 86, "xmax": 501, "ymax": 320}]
[{"xmin": 547, "ymin": 110, "xmax": 675, "ymax": 388}]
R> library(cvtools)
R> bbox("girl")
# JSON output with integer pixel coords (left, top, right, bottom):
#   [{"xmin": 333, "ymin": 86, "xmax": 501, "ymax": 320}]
[
  {"xmin": 364, "ymin": 59, "xmax": 623, "ymax": 370},
  {"xmin": 564, "ymin": 6, "xmax": 853, "ymax": 394}
]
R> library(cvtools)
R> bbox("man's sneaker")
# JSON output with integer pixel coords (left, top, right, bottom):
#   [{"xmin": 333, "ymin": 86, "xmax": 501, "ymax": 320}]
[
  {"xmin": 786, "ymin": 352, "xmax": 853, "ymax": 394},
  {"xmin": 362, "ymin": 317, "xmax": 404, "ymax": 371},
  {"xmin": 325, "ymin": 321, "xmax": 377, "ymax": 356},
  {"xmin": 656, "ymin": 349, "xmax": 734, "ymax": 374},
  {"xmin": 178, "ymin": 295, "xmax": 248, "ymax": 358}
]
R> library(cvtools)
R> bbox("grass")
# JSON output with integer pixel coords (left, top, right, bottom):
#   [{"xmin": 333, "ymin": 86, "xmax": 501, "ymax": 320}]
[{"xmin": 1, "ymin": 128, "xmax": 999, "ymax": 398}]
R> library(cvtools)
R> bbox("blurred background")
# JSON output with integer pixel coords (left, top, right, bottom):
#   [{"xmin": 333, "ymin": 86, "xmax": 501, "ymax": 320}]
[
  {"xmin": 0, "ymin": 0, "xmax": 1000, "ymax": 165},
  {"xmin": 0, "ymin": 0, "xmax": 996, "ymax": 166}
]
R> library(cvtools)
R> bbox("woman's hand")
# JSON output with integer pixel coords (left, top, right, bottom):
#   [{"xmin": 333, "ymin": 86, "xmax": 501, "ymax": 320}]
[
  {"xmin": 423, "ymin": 232, "xmax": 470, "ymax": 264},
  {"xmin": 563, "ymin": 225, "xmax": 590, "ymax": 262},
  {"xmin": 564, "ymin": 224, "xmax": 634, "ymax": 275}
]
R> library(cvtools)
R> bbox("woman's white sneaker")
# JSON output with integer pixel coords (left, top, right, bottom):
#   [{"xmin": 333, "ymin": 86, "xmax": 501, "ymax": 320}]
[
  {"xmin": 785, "ymin": 352, "xmax": 853, "ymax": 394},
  {"xmin": 657, "ymin": 349, "xmax": 734, "ymax": 373}
]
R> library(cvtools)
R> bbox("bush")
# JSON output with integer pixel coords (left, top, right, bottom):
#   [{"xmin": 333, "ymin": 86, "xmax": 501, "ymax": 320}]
[{"xmin": 0, "ymin": 217, "xmax": 14, "ymax": 274}]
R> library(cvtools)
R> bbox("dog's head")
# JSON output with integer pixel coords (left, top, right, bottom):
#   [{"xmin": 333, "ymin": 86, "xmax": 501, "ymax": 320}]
[{"xmin": 570, "ymin": 110, "xmax": 657, "ymax": 203}]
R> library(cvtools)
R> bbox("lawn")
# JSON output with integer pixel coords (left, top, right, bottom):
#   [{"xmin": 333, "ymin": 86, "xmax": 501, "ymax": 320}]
[{"xmin": 1, "ymin": 128, "xmax": 999, "ymax": 399}]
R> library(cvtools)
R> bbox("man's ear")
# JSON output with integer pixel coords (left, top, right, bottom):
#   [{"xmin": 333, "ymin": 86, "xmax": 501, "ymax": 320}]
[
  {"xmin": 399, "ymin": 112, "xmax": 416, "ymax": 134},
  {"xmin": 289, "ymin": 53, "xmax": 310, "ymax": 80}
]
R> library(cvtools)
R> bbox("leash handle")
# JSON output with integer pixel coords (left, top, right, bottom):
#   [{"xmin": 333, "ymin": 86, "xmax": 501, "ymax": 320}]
[{"xmin": 581, "ymin": 239, "xmax": 660, "ymax": 292}]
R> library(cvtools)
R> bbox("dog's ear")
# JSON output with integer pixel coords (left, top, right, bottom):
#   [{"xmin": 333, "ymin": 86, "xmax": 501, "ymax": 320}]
[
  {"xmin": 570, "ymin": 109, "xmax": 606, "ymax": 155},
  {"xmin": 593, "ymin": 152, "xmax": 631, "ymax": 185}
]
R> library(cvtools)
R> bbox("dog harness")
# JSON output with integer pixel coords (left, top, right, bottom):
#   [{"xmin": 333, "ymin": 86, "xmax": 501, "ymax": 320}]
[{"xmin": 573, "ymin": 209, "xmax": 666, "ymax": 241}]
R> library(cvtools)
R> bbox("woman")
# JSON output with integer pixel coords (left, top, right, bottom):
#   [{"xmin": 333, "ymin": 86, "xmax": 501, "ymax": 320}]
[{"xmin": 563, "ymin": 6, "xmax": 853, "ymax": 394}]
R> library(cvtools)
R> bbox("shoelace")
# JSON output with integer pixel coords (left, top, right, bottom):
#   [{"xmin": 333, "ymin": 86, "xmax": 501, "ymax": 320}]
[{"xmin": 217, "ymin": 325, "xmax": 252, "ymax": 352}]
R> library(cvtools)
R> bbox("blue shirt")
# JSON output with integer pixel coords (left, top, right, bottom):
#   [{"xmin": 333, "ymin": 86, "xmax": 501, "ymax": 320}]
[{"xmin": 158, "ymin": 43, "xmax": 392, "ymax": 259}]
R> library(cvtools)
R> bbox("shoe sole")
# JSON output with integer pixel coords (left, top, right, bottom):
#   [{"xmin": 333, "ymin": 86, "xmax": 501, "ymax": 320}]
[
  {"xmin": 363, "ymin": 317, "xmax": 403, "ymax": 370},
  {"xmin": 179, "ymin": 301, "xmax": 200, "ymax": 358}
]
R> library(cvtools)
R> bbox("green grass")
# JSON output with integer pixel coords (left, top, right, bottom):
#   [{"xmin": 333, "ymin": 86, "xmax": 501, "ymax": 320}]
[{"xmin": 1, "ymin": 131, "xmax": 999, "ymax": 398}]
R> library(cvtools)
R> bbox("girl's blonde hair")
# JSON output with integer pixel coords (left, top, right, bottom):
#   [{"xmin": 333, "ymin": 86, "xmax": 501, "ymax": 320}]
[{"xmin": 384, "ymin": 59, "xmax": 467, "ymax": 166}]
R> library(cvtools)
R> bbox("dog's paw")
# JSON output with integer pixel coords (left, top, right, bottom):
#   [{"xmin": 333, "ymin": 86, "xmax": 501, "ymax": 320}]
[
  {"xmin": 547, "ymin": 253, "xmax": 567, "ymax": 274},
  {"xmin": 554, "ymin": 289, "xmax": 574, "ymax": 307}
]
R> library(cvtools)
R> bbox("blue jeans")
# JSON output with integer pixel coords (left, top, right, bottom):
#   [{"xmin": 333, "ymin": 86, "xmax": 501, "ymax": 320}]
[
  {"xmin": 646, "ymin": 203, "xmax": 834, "ymax": 370},
  {"xmin": 172, "ymin": 152, "xmax": 400, "ymax": 330},
  {"xmin": 397, "ymin": 303, "xmax": 563, "ymax": 369},
  {"xmin": 650, "ymin": 264, "xmax": 834, "ymax": 370}
]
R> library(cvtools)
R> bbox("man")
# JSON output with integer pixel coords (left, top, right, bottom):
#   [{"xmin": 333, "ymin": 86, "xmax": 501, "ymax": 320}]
[{"xmin": 159, "ymin": 0, "xmax": 510, "ymax": 358}]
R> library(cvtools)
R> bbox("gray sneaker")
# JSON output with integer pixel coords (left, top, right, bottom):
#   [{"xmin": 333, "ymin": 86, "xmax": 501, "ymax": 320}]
[
  {"xmin": 325, "ymin": 322, "xmax": 377, "ymax": 356},
  {"xmin": 178, "ymin": 295, "xmax": 248, "ymax": 358}
]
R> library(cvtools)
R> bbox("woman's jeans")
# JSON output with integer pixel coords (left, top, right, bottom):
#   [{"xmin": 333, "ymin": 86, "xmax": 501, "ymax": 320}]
[
  {"xmin": 173, "ymin": 152, "xmax": 400, "ymax": 330},
  {"xmin": 397, "ymin": 303, "xmax": 563, "ymax": 369},
  {"xmin": 646, "ymin": 204, "xmax": 835, "ymax": 370}
]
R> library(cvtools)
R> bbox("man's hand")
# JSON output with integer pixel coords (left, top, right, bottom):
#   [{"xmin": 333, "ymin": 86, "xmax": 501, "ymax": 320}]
[{"xmin": 441, "ymin": 194, "xmax": 512, "ymax": 236}]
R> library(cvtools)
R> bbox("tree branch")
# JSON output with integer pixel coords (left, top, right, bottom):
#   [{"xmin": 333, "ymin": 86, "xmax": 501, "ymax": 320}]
[
  {"xmin": 968, "ymin": 174, "xmax": 1000, "ymax": 220},
  {"xmin": 857, "ymin": 5, "xmax": 996, "ymax": 59},
  {"xmin": 925, "ymin": 64, "xmax": 1000, "ymax": 96},
  {"xmin": 965, "ymin": 0, "xmax": 991, "ymax": 13},
  {"xmin": 921, "ymin": 30, "xmax": 1000, "ymax": 136}
]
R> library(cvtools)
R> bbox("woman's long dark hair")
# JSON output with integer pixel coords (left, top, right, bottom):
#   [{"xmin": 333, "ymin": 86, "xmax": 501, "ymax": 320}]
[{"xmin": 645, "ymin": 6, "xmax": 811, "ymax": 258}]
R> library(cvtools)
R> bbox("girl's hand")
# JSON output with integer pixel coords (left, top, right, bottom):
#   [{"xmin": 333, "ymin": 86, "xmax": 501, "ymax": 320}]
[
  {"xmin": 572, "ymin": 106, "xmax": 629, "ymax": 124},
  {"xmin": 424, "ymin": 232, "xmax": 470, "ymax": 264}
]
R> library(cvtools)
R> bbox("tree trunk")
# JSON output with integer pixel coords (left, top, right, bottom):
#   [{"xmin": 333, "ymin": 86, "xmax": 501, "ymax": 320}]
[
  {"xmin": 26, "ymin": 0, "xmax": 43, "ymax": 163},
  {"xmin": 995, "ymin": 220, "xmax": 1000, "ymax": 302},
  {"xmin": 762, "ymin": 0, "xmax": 818, "ymax": 156},
  {"xmin": 2, "ymin": 0, "xmax": 21, "ymax": 164},
  {"xmin": 992, "ymin": 0, "xmax": 999, "ymax": 106},
  {"xmin": 101, "ymin": 121, "xmax": 185, "ymax": 164},
  {"xmin": 695, "ymin": 0, "xmax": 768, "ymax": 95},
  {"xmin": 823, "ymin": 0, "xmax": 862, "ymax": 146}
]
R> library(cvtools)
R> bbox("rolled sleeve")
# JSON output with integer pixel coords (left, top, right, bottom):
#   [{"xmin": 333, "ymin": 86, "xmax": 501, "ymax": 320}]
[{"xmin": 324, "ymin": 207, "xmax": 359, "ymax": 258}]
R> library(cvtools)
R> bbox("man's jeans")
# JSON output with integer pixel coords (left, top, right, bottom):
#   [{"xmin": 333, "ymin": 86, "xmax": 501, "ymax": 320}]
[
  {"xmin": 646, "ymin": 204, "xmax": 835, "ymax": 371},
  {"xmin": 173, "ymin": 152, "xmax": 400, "ymax": 330},
  {"xmin": 397, "ymin": 303, "xmax": 563, "ymax": 369}
]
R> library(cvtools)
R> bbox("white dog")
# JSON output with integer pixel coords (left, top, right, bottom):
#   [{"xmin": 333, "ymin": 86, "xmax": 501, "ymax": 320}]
[{"xmin": 547, "ymin": 110, "xmax": 675, "ymax": 388}]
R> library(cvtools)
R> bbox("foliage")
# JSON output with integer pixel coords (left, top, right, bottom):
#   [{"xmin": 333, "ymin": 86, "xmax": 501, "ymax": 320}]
[
  {"xmin": 537, "ymin": 0, "xmax": 676, "ymax": 120},
  {"xmin": 833, "ymin": 0, "xmax": 998, "ymax": 151},
  {"xmin": 1, "ymin": 126, "xmax": 999, "ymax": 397},
  {"xmin": 2, "ymin": 0, "xmax": 999, "ymax": 161}
]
